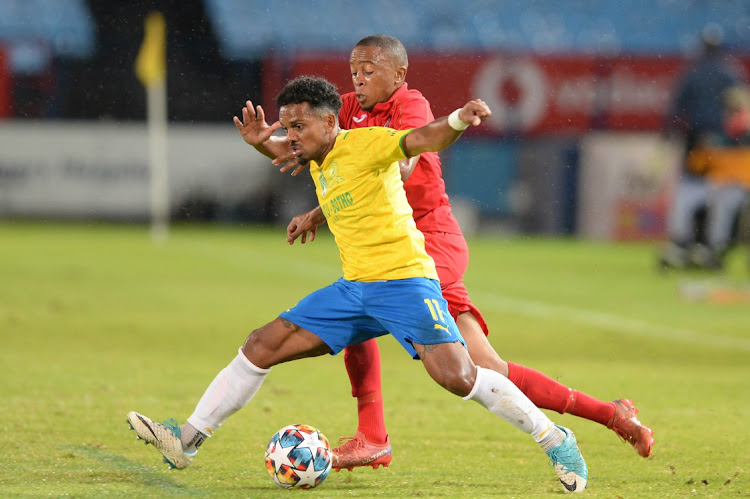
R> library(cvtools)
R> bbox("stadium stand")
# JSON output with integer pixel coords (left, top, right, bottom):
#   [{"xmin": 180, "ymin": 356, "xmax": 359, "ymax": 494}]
[
  {"xmin": 1, "ymin": 0, "xmax": 748, "ymax": 67},
  {"xmin": 204, "ymin": 0, "xmax": 750, "ymax": 58},
  {"xmin": 0, "ymin": 0, "xmax": 94, "ymax": 71},
  {"xmin": 0, "ymin": 0, "xmax": 748, "ymax": 120}
]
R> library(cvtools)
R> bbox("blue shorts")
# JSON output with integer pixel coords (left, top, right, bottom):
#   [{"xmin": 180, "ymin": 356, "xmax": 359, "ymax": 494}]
[{"xmin": 279, "ymin": 277, "xmax": 466, "ymax": 358}]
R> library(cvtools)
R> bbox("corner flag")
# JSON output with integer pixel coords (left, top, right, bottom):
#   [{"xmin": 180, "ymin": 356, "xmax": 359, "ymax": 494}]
[
  {"xmin": 136, "ymin": 11, "xmax": 169, "ymax": 243},
  {"xmin": 135, "ymin": 12, "xmax": 166, "ymax": 87}
]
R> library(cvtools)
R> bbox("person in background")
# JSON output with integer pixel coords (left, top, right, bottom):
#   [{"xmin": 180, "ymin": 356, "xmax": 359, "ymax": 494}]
[
  {"xmin": 683, "ymin": 84, "xmax": 750, "ymax": 269},
  {"xmin": 239, "ymin": 34, "xmax": 654, "ymax": 470},
  {"xmin": 660, "ymin": 24, "xmax": 746, "ymax": 270}
]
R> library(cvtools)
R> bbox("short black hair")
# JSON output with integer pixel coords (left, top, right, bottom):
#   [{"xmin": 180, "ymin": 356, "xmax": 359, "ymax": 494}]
[
  {"xmin": 276, "ymin": 76, "xmax": 342, "ymax": 115},
  {"xmin": 355, "ymin": 34, "xmax": 408, "ymax": 68}
]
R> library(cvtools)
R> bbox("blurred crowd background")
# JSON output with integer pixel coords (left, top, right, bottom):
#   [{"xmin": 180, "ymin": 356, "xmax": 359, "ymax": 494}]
[
  {"xmin": 3, "ymin": 0, "xmax": 749, "ymax": 121},
  {"xmin": 1, "ymin": 0, "xmax": 749, "ymax": 262}
]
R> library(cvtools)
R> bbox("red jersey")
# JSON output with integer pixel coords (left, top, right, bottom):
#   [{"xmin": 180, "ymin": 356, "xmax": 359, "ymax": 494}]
[{"xmin": 339, "ymin": 83, "xmax": 462, "ymax": 235}]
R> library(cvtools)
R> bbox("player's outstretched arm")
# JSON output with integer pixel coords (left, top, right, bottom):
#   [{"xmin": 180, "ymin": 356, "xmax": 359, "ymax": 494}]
[
  {"xmin": 402, "ymin": 99, "xmax": 490, "ymax": 157},
  {"xmin": 233, "ymin": 100, "xmax": 286, "ymax": 159},
  {"xmin": 233, "ymin": 100, "xmax": 310, "ymax": 175}
]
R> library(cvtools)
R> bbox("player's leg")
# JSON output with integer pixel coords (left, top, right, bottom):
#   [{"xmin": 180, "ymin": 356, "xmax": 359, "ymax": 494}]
[
  {"xmin": 705, "ymin": 183, "xmax": 748, "ymax": 268},
  {"xmin": 375, "ymin": 277, "xmax": 587, "ymax": 492},
  {"xmin": 414, "ymin": 338, "xmax": 587, "ymax": 493},
  {"xmin": 457, "ymin": 297, "xmax": 654, "ymax": 457},
  {"xmin": 440, "ymin": 232, "xmax": 607, "ymax": 419},
  {"xmin": 456, "ymin": 310, "xmax": 507, "ymax": 372},
  {"xmin": 344, "ymin": 341, "xmax": 387, "ymax": 444},
  {"xmin": 414, "ymin": 338, "xmax": 564, "ymax": 448},
  {"xmin": 127, "ymin": 317, "xmax": 331, "ymax": 468},
  {"xmin": 434, "ymin": 227, "xmax": 653, "ymax": 457},
  {"xmin": 459, "ymin": 310, "xmax": 603, "ymax": 416},
  {"xmin": 332, "ymin": 339, "xmax": 392, "ymax": 471},
  {"xmin": 661, "ymin": 174, "xmax": 710, "ymax": 268},
  {"xmin": 128, "ymin": 279, "xmax": 364, "ymax": 469}
]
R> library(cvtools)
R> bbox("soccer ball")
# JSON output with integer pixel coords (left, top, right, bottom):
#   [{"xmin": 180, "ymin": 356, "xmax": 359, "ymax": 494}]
[{"xmin": 264, "ymin": 424, "xmax": 333, "ymax": 489}]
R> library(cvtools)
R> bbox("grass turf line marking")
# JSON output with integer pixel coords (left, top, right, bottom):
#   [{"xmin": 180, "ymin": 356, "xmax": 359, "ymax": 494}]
[{"xmin": 475, "ymin": 291, "xmax": 750, "ymax": 353}]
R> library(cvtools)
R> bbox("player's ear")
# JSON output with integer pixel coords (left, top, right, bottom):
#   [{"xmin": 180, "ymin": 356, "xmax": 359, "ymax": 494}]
[
  {"xmin": 325, "ymin": 112, "xmax": 337, "ymax": 131},
  {"xmin": 395, "ymin": 66, "xmax": 407, "ymax": 85}
]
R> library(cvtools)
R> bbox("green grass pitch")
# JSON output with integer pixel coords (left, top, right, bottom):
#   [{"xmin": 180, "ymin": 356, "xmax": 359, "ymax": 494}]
[{"xmin": 1, "ymin": 222, "xmax": 748, "ymax": 498}]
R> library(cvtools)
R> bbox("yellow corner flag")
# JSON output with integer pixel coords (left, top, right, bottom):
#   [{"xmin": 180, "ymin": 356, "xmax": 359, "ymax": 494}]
[{"xmin": 135, "ymin": 12, "xmax": 166, "ymax": 87}]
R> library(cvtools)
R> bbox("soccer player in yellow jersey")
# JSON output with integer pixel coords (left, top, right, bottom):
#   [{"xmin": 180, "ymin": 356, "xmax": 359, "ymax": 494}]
[{"xmin": 127, "ymin": 76, "xmax": 588, "ymax": 492}]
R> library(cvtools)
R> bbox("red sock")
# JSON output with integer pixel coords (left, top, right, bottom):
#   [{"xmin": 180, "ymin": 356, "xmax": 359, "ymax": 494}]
[
  {"xmin": 568, "ymin": 391, "xmax": 616, "ymax": 426},
  {"xmin": 344, "ymin": 339, "xmax": 388, "ymax": 444},
  {"xmin": 507, "ymin": 362, "xmax": 616, "ymax": 426}
]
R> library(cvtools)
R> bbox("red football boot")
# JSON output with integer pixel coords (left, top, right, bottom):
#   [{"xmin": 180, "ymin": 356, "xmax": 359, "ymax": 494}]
[
  {"xmin": 332, "ymin": 431, "xmax": 392, "ymax": 471},
  {"xmin": 607, "ymin": 399, "xmax": 655, "ymax": 458}
]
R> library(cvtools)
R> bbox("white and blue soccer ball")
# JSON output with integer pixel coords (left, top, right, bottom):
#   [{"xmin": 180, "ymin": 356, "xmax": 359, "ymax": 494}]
[{"xmin": 264, "ymin": 424, "xmax": 333, "ymax": 489}]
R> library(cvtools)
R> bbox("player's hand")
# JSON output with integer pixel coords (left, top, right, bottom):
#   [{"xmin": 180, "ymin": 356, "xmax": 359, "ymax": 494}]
[
  {"xmin": 458, "ymin": 99, "xmax": 491, "ymax": 126},
  {"xmin": 272, "ymin": 150, "xmax": 310, "ymax": 176},
  {"xmin": 233, "ymin": 100, "xmax": 282, "ymax": 147},
  {"xmin": 286, "ymin": 207, "xmax": 326, "ymax": 245}
]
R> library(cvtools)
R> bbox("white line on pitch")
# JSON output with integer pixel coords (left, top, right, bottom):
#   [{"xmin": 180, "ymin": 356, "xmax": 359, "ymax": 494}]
[{"xmin": 474, "ymin": 292, "xmax": 750, "ymax": 353}]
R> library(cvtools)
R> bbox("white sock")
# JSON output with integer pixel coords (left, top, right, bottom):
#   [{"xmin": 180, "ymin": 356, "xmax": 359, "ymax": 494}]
[
  {"xmin": 464, "ymin": 366, "xmax": 564, "ymax": 450},
  {"xmin": 186, "ymin": 348, "xmax": 270, "ymax": 438}
]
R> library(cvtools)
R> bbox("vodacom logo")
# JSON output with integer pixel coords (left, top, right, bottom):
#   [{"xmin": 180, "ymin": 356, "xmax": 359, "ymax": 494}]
[{"xmin": 472, "ymin": 57, "xmax": 548, "ymax": 133}]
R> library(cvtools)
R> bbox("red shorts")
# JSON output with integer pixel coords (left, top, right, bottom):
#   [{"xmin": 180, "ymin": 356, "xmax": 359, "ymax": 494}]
[{"xmin": 422, "ymin": 231, "xmax": 489, "ymax": 336}]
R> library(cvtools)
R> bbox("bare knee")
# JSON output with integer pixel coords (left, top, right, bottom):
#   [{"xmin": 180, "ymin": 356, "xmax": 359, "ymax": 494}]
[
  {"xmin": 435, "ymin": 365, "xmax": 477, "ymax": 396},
  {"xmin": 417, "ymin": 342, "xmax": 477, "ymax": 397},
  {"xmin": 241, "ymin": 317, "xmax": 331, "ymax": 369},
  {"xmin": 240, "ymin": 326, "xmax": 279, "ymax": 369},
  {"xmin": 241, "ymin": 327, "xmax": 273, "ymax": 364}
]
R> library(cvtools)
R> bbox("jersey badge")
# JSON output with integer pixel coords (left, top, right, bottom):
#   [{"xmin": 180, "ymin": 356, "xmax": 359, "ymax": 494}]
[{"xmin": 318, "ymin": 162, "xmax": 344, "ymax": 198}]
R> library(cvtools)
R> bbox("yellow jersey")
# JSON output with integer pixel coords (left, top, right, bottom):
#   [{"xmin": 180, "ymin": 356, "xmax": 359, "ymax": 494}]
[{"xmin": 310, "ymin": 127, "xmax": 438, "ymax": 282}]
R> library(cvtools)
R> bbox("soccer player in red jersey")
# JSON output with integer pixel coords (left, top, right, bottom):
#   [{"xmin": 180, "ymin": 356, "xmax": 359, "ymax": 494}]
[{"xmin": 239, "ymin": 35, "xmax": 654, "ymax": 469}]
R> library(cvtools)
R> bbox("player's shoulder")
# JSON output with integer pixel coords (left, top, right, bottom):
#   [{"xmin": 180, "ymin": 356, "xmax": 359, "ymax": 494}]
[
  {"xmin": 340, "ymin": 126, "xmax": 401, "ymax": 142},
  {"xmin": 390, "ymin": 85, "xmax": 433, "ymax": 124},
  {"xmin": 397, "ymin": 85, "xmax": 430, "ymax": 105},
  {"xmin": 339, "ymin": 92, "xmax": 364, "ymax": 124},
  {"xmin": 344, "ymin": 126, "xmax": 396, "ymax": 135},
  {"xmin": 340, "ymin": 92, "xmax": 360, "ymax": 113},
  {"xmin": 341, "ymin": 91, "xmax": 358, "ymax": 105}
]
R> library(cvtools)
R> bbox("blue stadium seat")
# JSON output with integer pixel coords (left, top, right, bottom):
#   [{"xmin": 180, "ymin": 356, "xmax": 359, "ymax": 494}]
[
  {"xmin": 1, "ymin": 0, "xmax": 747, "ymax": 64},
  {"xmin": 0, "ymin": 0, "xmax": 94, "ymax": 58},
  {"xmin": 205, "ymin": 0, "xmax": 275, "ymax": 58},
  {"xmin": 196, "ymin": 0, "xmax": 748, "ymax": 57}
]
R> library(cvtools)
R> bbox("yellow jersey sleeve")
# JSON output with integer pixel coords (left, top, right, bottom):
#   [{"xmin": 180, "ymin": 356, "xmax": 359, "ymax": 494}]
[{"xmin": 337, "ymin": 127, "xmax": 411, "ymax": 167}]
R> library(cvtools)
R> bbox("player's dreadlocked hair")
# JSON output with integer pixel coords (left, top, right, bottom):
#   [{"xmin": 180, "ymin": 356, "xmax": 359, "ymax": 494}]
[
  {"xmin": 355, "ymin": 34, "xmax": 408, "ymax": 68},
  {"xmin": 276, "ymin": 76, "xmax": 342, "ymax": 116}
]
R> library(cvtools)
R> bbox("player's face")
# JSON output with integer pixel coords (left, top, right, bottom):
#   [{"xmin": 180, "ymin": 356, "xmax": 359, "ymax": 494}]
[
  {"xmin": 279, "ymin": 102, "xmax": 336, "ymax": 164},
  {"xmin": 349, "ymin": 46, "xmax": 405, "ymax": 111}
]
